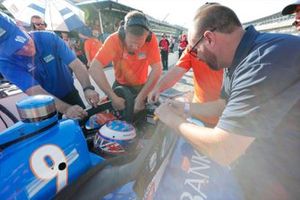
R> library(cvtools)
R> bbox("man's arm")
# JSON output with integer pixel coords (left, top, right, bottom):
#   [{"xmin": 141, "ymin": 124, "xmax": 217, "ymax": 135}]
[
  {"xmin": 136, "ymin": 62, "xmax": 162, "ymax": 102},
  {"xmin": 168, "ymin": 98, "xmax": 226, "ymax": 119},
  {"xmin": 190, "ymin": 99, "xmax": 226, "ymax": 118},
  {"xmin": 69, "ymin": 59, "xmax": 99, "ymax": 107},
  {"xmin": 155, "ymin": 102, "xmax": 254, "ymax": 166},
  {"xmin": 88, "ymin": 59, "xmax": 125, "ymax": 110},
  {"xmin": 26, "ymin": 85, "xmax": 87, "ymax": 119},
  {"xmin": 148, "ymin": 66, "xmax": 187, "ymax": 102},
  {"xmin": 69, "ymin": 58, "xmax": 92, "ymax": 88}
]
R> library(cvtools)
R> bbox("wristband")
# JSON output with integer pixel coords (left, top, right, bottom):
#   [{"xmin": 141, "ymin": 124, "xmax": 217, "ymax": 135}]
[
  {"xmin": 184, "ymin": 102, "xmax": 190, "ymax": 117},
  {"xmin": 83, "ymin": 85, "xmax": 95, "ymax": 92}
]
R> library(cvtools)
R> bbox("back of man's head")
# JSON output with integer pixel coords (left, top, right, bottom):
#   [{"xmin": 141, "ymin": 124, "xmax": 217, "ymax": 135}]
[{"xmin": 193, "ymin": 3, "xmax": 241, "ymax": 36}]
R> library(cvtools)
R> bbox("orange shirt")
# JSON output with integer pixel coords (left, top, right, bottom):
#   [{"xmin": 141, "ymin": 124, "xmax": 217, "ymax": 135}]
[
  {"xmin": 176, "ymin": 49, "xmax": 223, "ymax": 125},
  {"xmin": 84, "ymin": 38, "xmax": 103, "ymax": 61},
  {"xmin": 95, "ymin": 32, "xmax": 161, "ymax": 86}
]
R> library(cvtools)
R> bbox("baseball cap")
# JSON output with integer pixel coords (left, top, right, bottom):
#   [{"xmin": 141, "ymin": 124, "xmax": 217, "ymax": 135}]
[
  {"xmin": 0, "ymin": 12, "xmax": 29, "ymax": 57},
  {"xmin": 282, "ymin": 0, "xmax": 300, "ymax": 15}
]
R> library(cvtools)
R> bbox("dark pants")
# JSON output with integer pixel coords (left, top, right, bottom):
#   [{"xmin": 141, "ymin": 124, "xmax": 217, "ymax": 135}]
[
  {"xmin": 170, "ymin": 44, "xmax": 174, "ymax": 53},
  {"xmin": 161, "ymin": 50, "xmax": 169, "ymax": 71},
  {"xmin": 112, "ymin": 81, "xmax": 143, "ymax": 98},
  {"xmin": 59, "ymin": 89, "xmax": 85, "ymax": 118},
  {"xmin": 178, "ymin": 49, "xmax": 184, "ymax": 59}
]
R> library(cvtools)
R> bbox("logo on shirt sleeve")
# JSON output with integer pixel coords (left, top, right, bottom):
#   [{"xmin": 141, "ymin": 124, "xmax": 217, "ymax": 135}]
[
  {"xmin": 43, "ymin": 54, "xmax": 55, "ymax": 63},
  {"xmin": 15, "ymin": 35, "xmax": 27, "ymax": 43}
]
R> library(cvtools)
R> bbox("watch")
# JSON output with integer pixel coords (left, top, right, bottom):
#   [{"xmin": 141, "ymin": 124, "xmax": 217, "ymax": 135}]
[{"xmin": 83, "ymin": 85, "xmax": 95, "ymax": 92}]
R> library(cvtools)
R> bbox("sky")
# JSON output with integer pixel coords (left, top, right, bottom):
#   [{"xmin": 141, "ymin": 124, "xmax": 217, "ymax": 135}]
[{"xmin": 117, "ymin": 0, "xmax": 293, "ymax": 28}]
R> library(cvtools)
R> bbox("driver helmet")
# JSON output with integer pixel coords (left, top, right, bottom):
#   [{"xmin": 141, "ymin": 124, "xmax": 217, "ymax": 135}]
[{"xmin": 94, "ymin": 120, "xmax": 137, "ymax": 156}]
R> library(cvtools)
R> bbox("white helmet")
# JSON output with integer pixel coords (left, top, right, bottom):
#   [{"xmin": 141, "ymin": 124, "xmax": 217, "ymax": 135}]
[{"xmin": 93, "ymin": 120, "xmax": 137, "ymax": 155}]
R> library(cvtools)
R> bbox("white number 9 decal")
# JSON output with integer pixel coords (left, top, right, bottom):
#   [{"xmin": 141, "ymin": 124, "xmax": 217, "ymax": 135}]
[{"xmin": 30, "ymin": 144, "xmax": 68, "ymax": 192}]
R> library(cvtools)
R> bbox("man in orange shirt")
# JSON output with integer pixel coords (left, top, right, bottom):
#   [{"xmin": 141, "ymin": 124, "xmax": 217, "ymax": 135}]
[
  {"xmin": 84, "ymin": 26, "xmax": 103, "ymax": 67},
  {"xmin": 148, "ymin": 48, "xmax": 223, "ymax": 127},
  {"xmin": 89, "ymin": 11, "xmax": 162, "ymax": 113}
]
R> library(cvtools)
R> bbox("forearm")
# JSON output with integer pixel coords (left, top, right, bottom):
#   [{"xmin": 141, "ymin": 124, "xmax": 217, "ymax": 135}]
[
  {"xmin": 25, "ymin": 85, "xmax": 71, "ymax": 114},
  {"xmin": 70, "ymin": 59, "xmax": 92, "ymax": 88},
  {"xmin": 179, "ymin": 122, "xmax": 254, "ymax": 166},
  {"xmin": 156, "ymin": 103, "xmax": 253, "ymax": 167},
  {"xmin": 89, "ymin": 60, "xmax": 115, "ymax": 99},
  {"xmin": 154, "ymin": 66, "xmax": 186, "ymax": 93},
  {"xmin": 157, "ymin": 104, "xmax": 227, "ymax": 164},
  {"xmin": 177, "ymin": 120, "xmax": 218, "ymax": 157},
  {"xmin": 190, "ymin": 99, "xmax": 226, "ymax": 118},
  {"xmin": 138, "ymin": 66, "xmax": 162, "ymax": 100}
]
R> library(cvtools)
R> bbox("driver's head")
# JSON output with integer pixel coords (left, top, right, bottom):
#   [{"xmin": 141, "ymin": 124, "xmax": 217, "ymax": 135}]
[
  {"xmin": 123, "ymin": 11, "xmax": 150, "ymax": 54},
  {"xmin": 0, "ymin": 11, "xmax": 35, "ymax": 57},
  {"xmin": 282, "ymin": 0, "xmax": 300, "ymax": 31}
]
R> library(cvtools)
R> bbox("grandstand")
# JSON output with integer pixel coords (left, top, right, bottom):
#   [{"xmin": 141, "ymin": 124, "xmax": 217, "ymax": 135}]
[
  {"xmin": 1, "ymin": 0, "xmax": 297, "ymax": 36},
  {"xmin": 243, "ymin": 12, "xmax": 297, "ymax": 35},
  {"xmin": 76, "ymin": 0, "xmax": 187, "ymax": 39}
]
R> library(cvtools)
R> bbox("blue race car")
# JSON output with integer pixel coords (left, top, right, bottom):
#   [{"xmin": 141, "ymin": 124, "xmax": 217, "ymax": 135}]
[
  {"xmin": 0, "ymin": 85, "xmax": 180, "ymax": 200},
  {"xmin": 0, "ymin": 86, "xmax": 243, "ymax": 200}
]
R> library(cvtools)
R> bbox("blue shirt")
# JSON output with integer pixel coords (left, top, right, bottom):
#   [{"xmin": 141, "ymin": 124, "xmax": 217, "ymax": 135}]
[
  {"xmin": 0, "ymin": 31, "xmax": 76, "ymax": 98},
  {"xmin": 218, "ymin": 26, "xmax": 300, "ymax": 198}
]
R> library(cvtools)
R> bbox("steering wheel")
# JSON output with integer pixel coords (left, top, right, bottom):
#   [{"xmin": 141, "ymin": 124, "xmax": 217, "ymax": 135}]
[{"xmin": 113, "ymin": 86, "xmax": 134, "ymax": 123}]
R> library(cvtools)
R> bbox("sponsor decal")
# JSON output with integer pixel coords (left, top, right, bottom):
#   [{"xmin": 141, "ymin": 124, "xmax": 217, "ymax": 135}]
[
  {"xmin": 149, "ymin": 152, "xmax": 157, "ymax": 172},
  {"xmin": 160, "ymin": 137, "xmax": 167, "ymax": 159},
  {"xmin": 180, "ymin": 150, "xmax": 211, "ymax": 200},
  {"xmin": 43, "ymin": 54, "xmax": 55, "ymax": 63},
  {"xmin": 138, "ymin": 52, "xmax": 146, "ymax": 59},
  {"xmin": 15, "ymin": 35, "xmax": 27, "ymax": 43},
  {"xmin": 27, "ymin": 63, "xmax": 36, "ymax": 72}
]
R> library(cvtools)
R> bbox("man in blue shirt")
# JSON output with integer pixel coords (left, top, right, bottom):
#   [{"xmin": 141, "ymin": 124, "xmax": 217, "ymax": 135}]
[
  {"xmin": 155, "ymin": 3, "xmax": 300, "ymax": 199},
  {"xmin": 0, "ymin": 12, "xmax": 99, "ymax": 119}
]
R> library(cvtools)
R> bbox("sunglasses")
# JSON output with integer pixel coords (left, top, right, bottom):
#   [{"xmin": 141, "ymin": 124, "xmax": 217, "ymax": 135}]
[
  {"xmin": 188, "ymin": 27, "xmax": 216, "ymax": 57},
  {"xmin": 34, "ymin": 23, "xmax": 46, "ymax": 26}
]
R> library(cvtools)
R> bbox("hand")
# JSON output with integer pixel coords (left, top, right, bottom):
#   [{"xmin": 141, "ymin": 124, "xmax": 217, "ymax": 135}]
[
  {"xmin": 134, "ymin": 97, "xmax": 145, "ymax": 113},
  {"xmin": 147, "ymin": 89, "xmax": 160, "ymax": 104},
  {"xmin": 84, "ymin": 89, "xmax": 100, "ymax": 107},
  {"xmin": 64, "ymin": 105, "xmax": 87, "ymax": 119},
  {"xmin": 165, "ymin": 99, "xmax": 185, "ymax": 117},
  {"xmin": 111, "ymin": 95, "xmax": 126, "ymax": 110},
  {"xmin": 154, "ymin": 102, "xmax": 184, "ymax": 127}
]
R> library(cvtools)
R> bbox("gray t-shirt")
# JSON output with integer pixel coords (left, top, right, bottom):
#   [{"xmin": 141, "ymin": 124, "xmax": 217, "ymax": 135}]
[{"xmin": 218, "ymin": 26, "xmax": 300, "ymax": 199}]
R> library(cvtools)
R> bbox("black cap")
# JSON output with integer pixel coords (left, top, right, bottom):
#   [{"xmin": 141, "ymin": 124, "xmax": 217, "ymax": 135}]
[{"xmin": 282, "ymin": 0, "xmax": 300, "ymax": 15}]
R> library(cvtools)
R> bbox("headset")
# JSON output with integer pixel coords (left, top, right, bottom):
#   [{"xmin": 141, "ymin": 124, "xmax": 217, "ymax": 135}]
[{"xmin": 118, "ymin": 12, "xmax": 152, "ymax": 43}]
